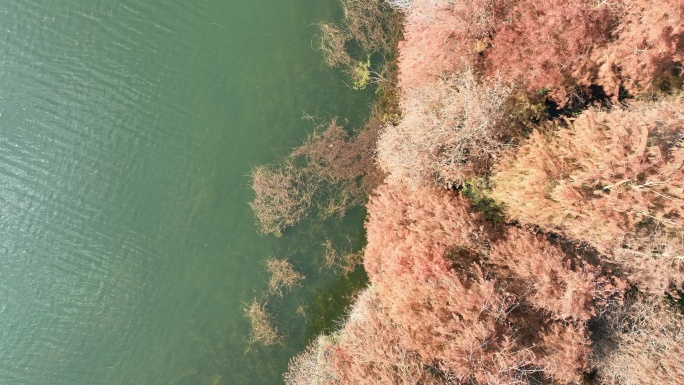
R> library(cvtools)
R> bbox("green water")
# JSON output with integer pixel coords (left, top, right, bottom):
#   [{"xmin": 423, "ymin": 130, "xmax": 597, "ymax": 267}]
[{"xmin": 0, "ymin": 1, "xmax": 371, "ymax": 384}]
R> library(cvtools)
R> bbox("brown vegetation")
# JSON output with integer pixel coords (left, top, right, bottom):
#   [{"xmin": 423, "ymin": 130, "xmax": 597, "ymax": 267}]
[
  {"xmin": 321, "ymin": 239, "xmax": 363, "ymax": 275},
  {"xmin": 245, "ymin": 298, "xmax": 281, "ymax": 346},
  {"xmin": 265, "ymin": 258, "xmax": 305, "ymax": 296},
  {"xmin": 293, "ymin": 120, "xmax": 383, "ymax": 207},
  {"xmin": 377, "ymin": 69, "xmax": 513, "ymax": 186},
  {"xmin": 285, "ymin": 289, "xmax": 447, "ymax": 385},
  {"xmin": 582, "ymin": 0, "xmax": 684, "ymax": 98},
  {"xmin": 397, "ymin": 0, "xmax": 683, "ymax": 104},
  {"xmin": 317, "ymin": 0, "xmax": 402, "ymax": 87},
  {"xmin": 329, "ymin": 289, "xmax": 445, "ymax": 385},
  {"xmin": 591, "ymin": 293, "xmax": 684, "ymax": 384},
  {"xmin": 281, "ymin": 0, "xmax": 684, "ymax": 382},
  {"xmin": 249, "ymin": 163, "xmax": 316, "ymax": 235},
  {"xmin": 363, "ymin": 184, "xmax": 597, "ymax": 384},
  {"xmin": 484, "ymin": 0, "xmax": 612, "ymax": 103},
  {"xmin": 284, "ymin": 335, "xmax": 338, "ymax": 385},
  {"xmin": 363, "ymin": 183, "xmax": 485, "ymax": 283},
  {"xmin": 396, "ymin": 0, "xmax": 509, "ymax": 90},
  {"xmin": 250, "ymin": 120, "xmax": 382, "ymax": 235},
  {"xmin": 489, "ymin": 228, "xmax": 603, "ymax": 322}
]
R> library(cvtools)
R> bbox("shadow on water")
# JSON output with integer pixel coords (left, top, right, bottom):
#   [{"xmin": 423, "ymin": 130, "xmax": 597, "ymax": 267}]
[{"xmin": 303, "ymin": 264, "xmax": 368, "ymax": 340}]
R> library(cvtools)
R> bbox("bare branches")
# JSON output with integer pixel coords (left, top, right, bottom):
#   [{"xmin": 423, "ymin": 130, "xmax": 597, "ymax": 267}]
[
  {"xmin": 591, "ymin": 293, "xmax": 684, "ymax": 385},
  {"xmin": 377, "ymin": 69, "xmax": 513, "ymax": 187},
  {"xmin": 265, "ymin": 257, "xmax": 305, "ymax": 296},
  {"xmin": 245, "ymin": 298, "xmax": 281, "ymax": 346},
  {"xmin": 249, "ymin": 162, "xmax": 316, "ymax": 236},
  {"xmin": 250, "ymin": 121, "xmax": 382, "ymax": 235},
  {"xmin": 316, "ymin": 0, "xmax": 402, "ymax": 88}
]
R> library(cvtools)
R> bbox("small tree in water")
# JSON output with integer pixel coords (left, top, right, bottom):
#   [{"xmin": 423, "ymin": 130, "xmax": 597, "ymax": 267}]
[
  {"xmin": 265, "ymin": 257, "xmax": 305, "ymax": 297},
  {"xmin": 245, "ymin": 298, "xmax": 281, "ymax": 347},
  {"xmin": 250, "ymin": 121, "xmax": 383, "ymax": 235},
  {"xmin": 249, "ymin": 162, "xmax": 316, "ymax": 236}
]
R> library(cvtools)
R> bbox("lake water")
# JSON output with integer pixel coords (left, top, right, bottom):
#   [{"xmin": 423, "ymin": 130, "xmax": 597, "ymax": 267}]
[{"xmin": 0, "ymin": 1, "xmax": 371, "ymax": 384}]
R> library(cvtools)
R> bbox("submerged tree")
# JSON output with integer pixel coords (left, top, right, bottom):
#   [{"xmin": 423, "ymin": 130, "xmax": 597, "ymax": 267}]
[
  {"xmin": 249, "ymin": 162, "xmax": 316, "ymax": 236},
  {"xmin": 245, "ymin": 298, "xmax": 281, "ymax": 346},
  {"xmin": 317, "ymin": 0, "xmax": 402, "ymax": 88},
  {"xmin": 265, "ymin": 258, "xmax": 305, "ymax": 296},
  {"xmin": 249, "ymin": 121, "xmax": 382, "ymax": 235}
]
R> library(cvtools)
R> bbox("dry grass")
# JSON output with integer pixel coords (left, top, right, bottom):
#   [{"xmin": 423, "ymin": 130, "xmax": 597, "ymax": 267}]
[
  {"xmin": 244, "ymin": 298, "xmax": 281, "ymax": 346},
  {"xmin": 265, "ymin": 258, "xmax": 305, "ymax": 296}
]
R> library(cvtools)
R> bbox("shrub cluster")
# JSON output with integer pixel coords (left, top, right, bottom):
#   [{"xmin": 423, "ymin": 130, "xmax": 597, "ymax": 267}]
[
  {"xmin": 280, "ymin": 0, "xmax": 684, "ymax": 383},
  {"xmin": 377, "ymin": 69, "xmax": 514, "ymax": 186}
]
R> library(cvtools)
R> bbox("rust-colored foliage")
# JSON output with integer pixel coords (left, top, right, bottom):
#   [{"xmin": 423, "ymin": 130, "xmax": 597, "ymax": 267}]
[
  {"xmin": 293, "ymin": 120, "xmax": 383, "ymax": 194},
  {"xmin": 489, "ymin": 228, "xmax": 600, "ymax": 321},
  {"xmin": 363, "ymin": 183, "xmax": 594, "ymax": 383},
  {"xmin": 285, "ymin": 288, "xmax": 447, "ymax": 385},
  {"xmin": 397, "ymin": 0, "xmax": 509, "ymax": 90},
  {"xmin": 284, "ymin": 0, "xmax": 684, "ymax": 382},
  {"xmin": 363, "ymin": 183, "xmax": 485, "ymax": 283},
  {"xmin": 328, "ymin": 289, "xmax": 445, "ymax": 385},
  {"xmin": 581, "ymin": 0, "xmax": 684, "ymax": 97},
  {"xmin": 484, "ymin": 0, "xmax": 612, "ymax": 104},
  {"xmin": 398, "ymin": 0, "xmax": 682, "ymax": 103},
  {"xmin": 377, "ymin": 263, "xmax": 592, "ymax": 384},
  {"xmin": 286, "ymin": 183, "xmax": 604, "ymax": 384},
  {"xmin": 591, "ymin": 293, "xmax": 684, "ymax": 385},
  {"xmin": 492, "ymin": 97, "xmax": 684, "ymax": 292},
  {"xmin": 381, "ymin": 267, "xmax": 537, "ymax": 384}
]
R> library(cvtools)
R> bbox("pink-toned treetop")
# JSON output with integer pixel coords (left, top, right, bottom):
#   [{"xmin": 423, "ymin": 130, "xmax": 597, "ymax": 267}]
[
  {"xmin": 363, "ymin": 183, "xmax": 485, "ymax": 282},
  {"xmin": 484, "ymin": 0, "xmax": 612, "ymax": 104},
  {"xmin": 397, "ymin": 0, "xmax": 509, "ymax": 90},
  {"xmin": 398, "ymin": 0, "xmax": 682, "ymax": 103},
  {"xmin": 489, "ymin": 227, "xmax": 601, "ymax": 322},
  {"xmin": 581, "ymin": 0, "xmax": 684, "ymax": 98}
]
